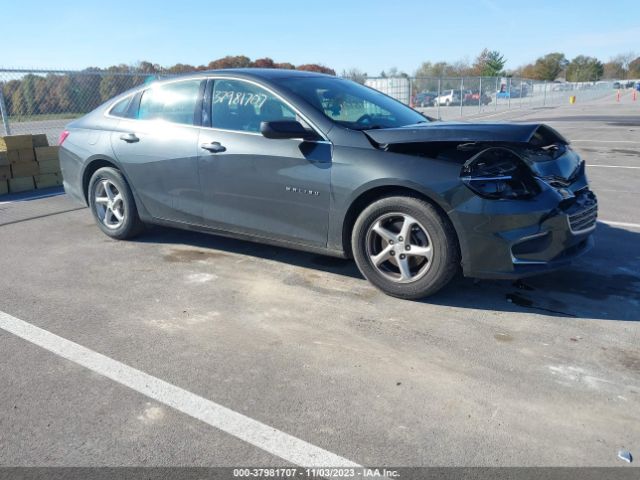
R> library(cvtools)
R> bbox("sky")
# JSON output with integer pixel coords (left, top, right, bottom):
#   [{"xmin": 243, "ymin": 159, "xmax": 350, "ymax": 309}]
[{"xmin": 2, "ymin": 0, "xmax": 638, "ymax": 74}]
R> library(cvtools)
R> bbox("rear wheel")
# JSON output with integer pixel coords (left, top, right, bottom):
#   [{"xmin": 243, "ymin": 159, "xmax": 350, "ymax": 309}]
[
  {"xmin": 88, "ymin": 167, "xmax": 144, "ymax": 240},
  {"xmin": 351, "ymin": 196, "xmax": 459, "ymax": 299}
]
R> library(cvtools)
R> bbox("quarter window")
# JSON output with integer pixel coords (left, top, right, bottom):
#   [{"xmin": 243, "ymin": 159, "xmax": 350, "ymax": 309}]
[
  {"xmin": 137, "ymin": 80, "xmax": 201, "ymax": 125},
  {"xmin": 109, "ymin": 96, "xmax": 132, "ymax": 118},
  {"xmin": 211, "ymin": 79, "xmax": 296, "ymax": 133}
]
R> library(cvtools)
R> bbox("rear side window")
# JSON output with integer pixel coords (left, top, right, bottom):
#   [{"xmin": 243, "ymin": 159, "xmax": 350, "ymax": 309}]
[
  {"xmin": 211, "ymin": 79, "xmax": 296, "ymax": 133},
  {"xmin": 109, "ymin": 96, "xmax": 132, "ymax": 117},
  {"xmin": 137, "ymin": 80, "xmax": 201, "ymax": 125}
]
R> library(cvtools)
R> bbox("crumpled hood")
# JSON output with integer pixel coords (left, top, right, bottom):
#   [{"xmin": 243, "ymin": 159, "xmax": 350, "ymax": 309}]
[
  {"xmin": 364, "ymin": 122, "xmax": 568, "ymax": 146},
  {"xmin": 365, "ymin": 121, "xmax": 581, "ymax": 182}
]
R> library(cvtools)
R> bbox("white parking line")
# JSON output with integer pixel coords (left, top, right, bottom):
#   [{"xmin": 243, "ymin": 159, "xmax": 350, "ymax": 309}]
[
  {"xmin": 0, "ymin": 311, "xmax": 360, "ymax": 468},
  {"xmin": 599, "ymin": 220, "xmax": 640, "ymax": 229},
  {"xmin": 587, "ymin": 165, "xmax": 640, "ymax": 169}
]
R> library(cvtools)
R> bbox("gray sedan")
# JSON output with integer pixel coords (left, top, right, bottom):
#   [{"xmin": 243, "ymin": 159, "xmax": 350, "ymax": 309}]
[{"xmin": 60, "ymin": 69, "xmax": 596, "ymax": 299}]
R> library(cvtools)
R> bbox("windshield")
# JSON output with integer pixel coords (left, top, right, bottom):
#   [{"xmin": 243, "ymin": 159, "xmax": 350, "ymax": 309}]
[{"xmin": 277, "ymin": 76, "xmax": 428, "ymax": 130}]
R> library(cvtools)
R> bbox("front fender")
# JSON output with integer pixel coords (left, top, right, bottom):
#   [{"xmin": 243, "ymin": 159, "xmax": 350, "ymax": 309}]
[{"xmin": 327, "ymin": 144, "xmax": 464, "ymax": 253}]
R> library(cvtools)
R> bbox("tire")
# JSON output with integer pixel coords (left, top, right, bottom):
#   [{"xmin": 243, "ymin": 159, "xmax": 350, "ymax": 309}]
[
  {"xmin": 351, "ymin": 195, "xmax": 459, "ymax": 299},
  {"xmin": 88, "ymin": 167, "xmax": 145, "ymax": 240}
]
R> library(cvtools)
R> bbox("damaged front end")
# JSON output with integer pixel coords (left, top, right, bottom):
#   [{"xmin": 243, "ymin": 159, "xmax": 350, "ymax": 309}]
[{"xmin": 365, "ymin": 122, "xmax": 598, "ymax": 279}]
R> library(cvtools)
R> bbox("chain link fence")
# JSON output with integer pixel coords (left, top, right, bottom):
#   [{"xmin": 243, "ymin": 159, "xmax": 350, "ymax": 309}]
[
  {"xmin": 0, "ymin": 68, "xmax": 618, "ymax": 143},
  {"xmin": 359, "ymin": 75, "xmax": 616, "ymax": 120},
  {"xmin": 0, "ymin": 69, "xmax": 164, "ymax": 143}
]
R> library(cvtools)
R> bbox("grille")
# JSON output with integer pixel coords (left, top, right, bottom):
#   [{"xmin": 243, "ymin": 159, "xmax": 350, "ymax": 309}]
[{"xmin": 568, "ymin": 190, "xmax": 598, "ymax": 232}]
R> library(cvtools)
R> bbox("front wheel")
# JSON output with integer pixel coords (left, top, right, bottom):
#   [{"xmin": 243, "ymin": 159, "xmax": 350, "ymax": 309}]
[
  {"xmin": 351, "ymin": 196, "xmax": 460, "ymax": 299},
  {"xmin": 88, "ymin": 167, "xmax": 145, "ymax": 240}
]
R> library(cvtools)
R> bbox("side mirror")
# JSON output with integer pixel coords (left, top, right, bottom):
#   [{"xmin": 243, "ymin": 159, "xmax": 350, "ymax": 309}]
[{"xmin": 260, "ymin": 120, "xmax": 316, "ymax": 140}]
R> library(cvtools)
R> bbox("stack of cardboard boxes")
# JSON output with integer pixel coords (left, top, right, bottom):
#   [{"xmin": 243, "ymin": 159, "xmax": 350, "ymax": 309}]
[{"xmin": 0, "ymin": 134, "xmax": 62, "ymax": 195}]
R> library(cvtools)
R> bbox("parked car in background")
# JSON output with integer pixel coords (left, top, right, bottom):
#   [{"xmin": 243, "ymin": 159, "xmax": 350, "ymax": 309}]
[
  {"xmin": 497, "ymin": 83, "xmax": 529, "ymax": 99},
  {"xmin": 551, "ymin": 83, "xmax": 573, "ymax": 92},
  {"xmin": 463, "ymin": 90, "xmax": 491, "ymax": 105},
  {"xmin": 414, "ymin": 91, "xmax": 438, "ymax": 107},
  {"xmin": 433, "ymin": 89, "xmax": 461, "ymax": 106}
]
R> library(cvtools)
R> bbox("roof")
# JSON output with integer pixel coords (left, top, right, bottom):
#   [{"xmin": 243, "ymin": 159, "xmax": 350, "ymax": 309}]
[{"xmin": 171, "ymin": 68, "xmax": 333, "ymax": 81}]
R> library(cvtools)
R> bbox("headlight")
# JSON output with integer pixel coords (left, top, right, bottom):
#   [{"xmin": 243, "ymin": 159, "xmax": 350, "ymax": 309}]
[{"xmin": 460, "ymin": 147, "xmax": 540, "ymax": 200}]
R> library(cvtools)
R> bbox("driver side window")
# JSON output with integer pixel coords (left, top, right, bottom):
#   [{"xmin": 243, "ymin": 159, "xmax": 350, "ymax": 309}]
[{"xmin": 211, "ymin": 79, "xmax": 296, "ymax": 133}]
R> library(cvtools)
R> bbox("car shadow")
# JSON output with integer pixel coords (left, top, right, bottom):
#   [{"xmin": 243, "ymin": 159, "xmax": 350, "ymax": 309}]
[
  {"xmin": 430, "ymin": 222, "xmax": 640, "ymax": 322},
  {"xmin": 134, "ymin": 222, "xmax": 640, "ymax": 322},
  {"xmin": 135, "ymin": 226, "xmax": 362, "ymax": 278}
]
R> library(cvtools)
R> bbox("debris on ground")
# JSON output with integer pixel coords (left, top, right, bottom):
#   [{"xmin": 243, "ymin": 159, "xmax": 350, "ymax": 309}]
[{"xmin": 618, "ymin": 450, "xmax": 633, "ymax": 463}]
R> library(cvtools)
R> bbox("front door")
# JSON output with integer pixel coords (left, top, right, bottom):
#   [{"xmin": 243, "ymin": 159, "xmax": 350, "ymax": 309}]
[{"xmin": 198, "ymin": 78, "xmax": 331, "ymax": 247}]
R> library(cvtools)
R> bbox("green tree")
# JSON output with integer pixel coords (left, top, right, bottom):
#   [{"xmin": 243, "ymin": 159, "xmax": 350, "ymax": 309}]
[
  {"xmin": 99, "ymin": 65, "xmax": 136, "ymax": 102},
  {"xmin": 19, "ymin": 75, "xmax": 39, "ymax": 115},
  {"xmin": 10, "ymin": 88, "xmax": 26, "ymax": 116},
  {"xmin": 473, "ymin": 49, "xmax": 506, "ymax": 76},
  {"xmin": 566, "ymin": 55, "xmax": 604, "ymax": 81},
  {"xmin": 50, "ymin": 75, "xmax": 77, "ymax": 113},
  {"xmin": 1, "ymin": 80, "xmax": 21, "ymax": 115},
  {"xmin": 74, "ymin": 71, "xmax": 102, "ymax": 112},
  {"xmin": 531, "ymin": 52, "xmax": 567, "ymax": 80}
]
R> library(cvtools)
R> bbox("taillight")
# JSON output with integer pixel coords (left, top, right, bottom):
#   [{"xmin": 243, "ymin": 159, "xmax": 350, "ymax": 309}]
[{"xmin": 58, "ymin": 130, "xmax": 70, "ymax": 145}]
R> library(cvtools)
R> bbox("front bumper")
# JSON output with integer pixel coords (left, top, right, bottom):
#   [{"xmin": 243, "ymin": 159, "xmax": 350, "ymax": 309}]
[{"xmin": 452, "ymin": 179, "xmax": 597, "ymax": 279}]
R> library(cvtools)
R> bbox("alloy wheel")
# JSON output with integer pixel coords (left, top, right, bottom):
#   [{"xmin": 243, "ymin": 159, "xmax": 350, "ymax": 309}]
[
  {"xmin": 365, "ymin": 212, "xmax": 434, "ymax": 283},
  {"xmin": 94, "ymin": 179, "xmax": 125, "ymax": 229}
]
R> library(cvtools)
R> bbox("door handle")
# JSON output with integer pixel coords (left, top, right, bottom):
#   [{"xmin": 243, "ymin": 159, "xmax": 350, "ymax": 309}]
[
  {"xmin": 119, "ymin": 133, "xmax": 139, "ymax": 143},
  {"xmin": 200, "ymin": 141, "xmax": 226, "ymax": 153}
]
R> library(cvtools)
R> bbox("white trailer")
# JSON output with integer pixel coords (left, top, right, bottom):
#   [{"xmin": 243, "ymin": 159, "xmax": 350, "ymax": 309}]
[{"xmin": 364, "ymin": 77, "xmax": 411, "ymax": 105}]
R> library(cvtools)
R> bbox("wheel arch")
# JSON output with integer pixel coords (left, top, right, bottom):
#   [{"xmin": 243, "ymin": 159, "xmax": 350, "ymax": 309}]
[
  {"xmin": 81, "ymin": 157, "xmax": 120, "ymax": 203},
  {"xmin": 81, "ymin": 157, "xmax": 150, "ymax": 221},
  {"xmin": 339, "ymin": 183, "xmax": 461, "ymax": 259}
]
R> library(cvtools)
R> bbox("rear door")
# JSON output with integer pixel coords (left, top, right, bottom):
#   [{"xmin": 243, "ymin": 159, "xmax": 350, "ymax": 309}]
[
  {"xmin": 111, "ymin": 79, "xmax": 205, "ymax": 224},
  {"xmin": 197, "ymin": 78, "xmax": 332, "ymax": 247}
]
